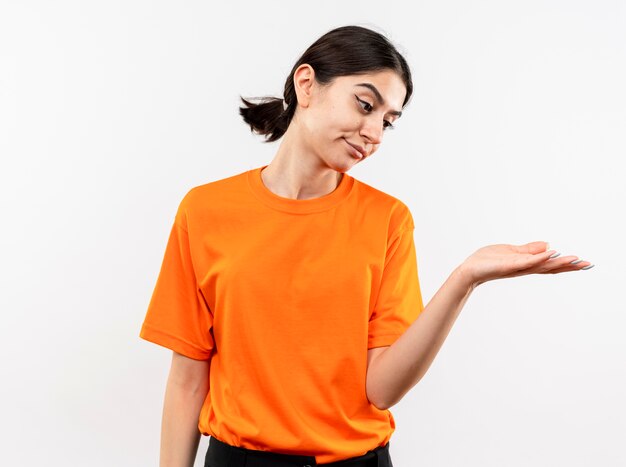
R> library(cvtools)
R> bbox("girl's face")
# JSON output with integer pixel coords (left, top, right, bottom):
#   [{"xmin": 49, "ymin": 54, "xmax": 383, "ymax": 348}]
[{"xmin": 293, "ymin": 66, "xmax": 406, "ymax": 172}]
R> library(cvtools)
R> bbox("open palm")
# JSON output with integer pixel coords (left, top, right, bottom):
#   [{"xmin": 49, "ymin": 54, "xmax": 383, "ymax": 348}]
[{"xmin": 462, "ymin": 241, "xmax": 593, "ymax": 288}]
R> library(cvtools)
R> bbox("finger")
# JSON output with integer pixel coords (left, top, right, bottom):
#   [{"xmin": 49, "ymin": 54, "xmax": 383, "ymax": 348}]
[
  {"xmin": 544, "ymin": 263, "xmax": 589, "ymax": 274},
  {"xmin": 529, "ymin": 248, "xmax": 559, "ymax": 264},
  {"xmin": 511, "ymin": 249, "xmax": 556, "ymax": 272},
  {"xmin": 533, "ymin": 241, "xmax": 551, "ymax": 254},
  {"xmin": 510, "ymin": 249, "xmax": 564, "ymax": 274},
  {"xmin": 502, "ymin": 255, "xmax": 591, "ymax": 278},
  {"xmin": 544, "ymin": 257, "xmax": 592, "ymax": 273},
  {"xmin": 516, "ymin": 241, "xmax": 550, "ymax": 255}
]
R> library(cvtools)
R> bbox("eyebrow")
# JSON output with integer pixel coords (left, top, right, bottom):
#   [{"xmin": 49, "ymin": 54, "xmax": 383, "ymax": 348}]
[{"xmin": 355, "ymin": 83, "xmax": 403, "ymax": 118}]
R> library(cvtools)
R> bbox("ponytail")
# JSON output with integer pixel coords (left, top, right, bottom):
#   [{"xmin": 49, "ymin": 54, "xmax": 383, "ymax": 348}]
[{"xmin": 238, "ymin": 95, "xmax": 295, "ymax": 143}]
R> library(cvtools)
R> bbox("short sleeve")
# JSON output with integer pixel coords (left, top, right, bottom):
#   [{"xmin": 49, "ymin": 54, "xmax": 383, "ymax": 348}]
[
  {"xmin": 139, "ymin": 214, "xmax": 215, "ymax": 361},
  {"xmin": 368, "ymin": 225, "xmax": 425, "ymax": 349}
]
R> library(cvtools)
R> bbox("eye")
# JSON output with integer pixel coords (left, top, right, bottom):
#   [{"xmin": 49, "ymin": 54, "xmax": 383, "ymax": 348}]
[
  {"xmin": 383, "ymin": 120, "xmax": 395, "ymax": 131},
  {"xmin": 355, "ymin": 95, "xmax": 395, "ymax": 131},
  {"xmin": 356, "ymin": 95, "xmax": 373, "ymax": 112}
]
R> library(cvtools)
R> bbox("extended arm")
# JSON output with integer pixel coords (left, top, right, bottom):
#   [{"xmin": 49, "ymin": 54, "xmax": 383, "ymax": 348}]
[
  {"xmin": 366, "ymin": 266, "xmax": 473, "ymax": 410},
  {"xmin": 366, "ymin": 240, "xmax": 590, "ymax": 410}
]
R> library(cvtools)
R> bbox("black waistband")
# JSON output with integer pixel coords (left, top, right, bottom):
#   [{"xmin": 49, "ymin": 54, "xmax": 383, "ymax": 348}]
[{"xmin": 205, "ymin": 435, "xmax": 391, "ymax": 467}]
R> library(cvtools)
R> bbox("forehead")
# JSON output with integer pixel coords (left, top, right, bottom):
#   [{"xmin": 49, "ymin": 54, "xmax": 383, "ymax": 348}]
[{"xmin": 333, "ymin": 71, "xmax": 406, "ymax": 108}]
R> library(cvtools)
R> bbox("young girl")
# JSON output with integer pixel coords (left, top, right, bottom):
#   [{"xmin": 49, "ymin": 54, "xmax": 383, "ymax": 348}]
[{"xmin": 139, "ymin": 24, "xmax": 593, "ymax": 467}]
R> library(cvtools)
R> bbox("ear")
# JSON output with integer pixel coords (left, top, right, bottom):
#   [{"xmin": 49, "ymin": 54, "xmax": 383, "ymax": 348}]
[{"xmin": 293, "ymin": 63, "xmax": 316, "ymax": 109}]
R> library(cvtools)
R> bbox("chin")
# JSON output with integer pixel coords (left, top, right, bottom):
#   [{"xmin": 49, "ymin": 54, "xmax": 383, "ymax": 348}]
[
  {"xmin": 324, "ymin": 154, "xmax": 357, "ymax": 174},
  {"xmin": 337, "ymin": 163, "xmax": 357, "ymax": 175}
]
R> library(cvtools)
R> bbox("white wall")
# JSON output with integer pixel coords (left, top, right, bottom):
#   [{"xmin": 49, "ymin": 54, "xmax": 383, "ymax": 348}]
[{"xmin": 1, "ymin": 1, "xmax": 623, "ymax": 466}]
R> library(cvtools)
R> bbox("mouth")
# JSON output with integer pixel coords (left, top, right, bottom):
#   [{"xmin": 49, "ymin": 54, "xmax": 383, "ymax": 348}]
[{"xmin": 344, "ymin": 139, "xmax": 365, "ymax": 160}]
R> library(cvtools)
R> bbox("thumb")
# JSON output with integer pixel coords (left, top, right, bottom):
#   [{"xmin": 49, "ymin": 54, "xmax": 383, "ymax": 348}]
[{"xmin": 525, "ymin": 240, "xmax": 550, "ymax": 254}]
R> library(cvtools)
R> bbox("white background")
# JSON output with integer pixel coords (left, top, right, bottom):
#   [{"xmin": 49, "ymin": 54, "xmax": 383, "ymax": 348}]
[{"xmin": 1, "ymin": 1, "xmax": 624, "ymax": 466}]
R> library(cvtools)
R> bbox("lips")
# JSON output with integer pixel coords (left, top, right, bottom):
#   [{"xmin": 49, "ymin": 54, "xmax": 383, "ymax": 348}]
[{"xmin": 344, "ymin": 139, "xmax": 366, "ymax": 159}]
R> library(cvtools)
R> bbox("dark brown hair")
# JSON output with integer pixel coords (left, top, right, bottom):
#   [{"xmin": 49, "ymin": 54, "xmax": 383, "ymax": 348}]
[{"xmin": 238, "ymin": 25, "xmax": 413, "ymax": 143}]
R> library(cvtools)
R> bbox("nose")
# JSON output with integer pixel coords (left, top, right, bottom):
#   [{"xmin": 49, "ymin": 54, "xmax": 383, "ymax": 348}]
[{"xmin": 360, "ymin": 119, "xmax": 383, "ymax": 146}]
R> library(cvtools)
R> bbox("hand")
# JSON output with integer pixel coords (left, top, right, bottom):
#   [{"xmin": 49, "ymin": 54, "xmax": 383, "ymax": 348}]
[{"xmin": 459, "ymin": 241, "xmax": 594, "ymax": 288}]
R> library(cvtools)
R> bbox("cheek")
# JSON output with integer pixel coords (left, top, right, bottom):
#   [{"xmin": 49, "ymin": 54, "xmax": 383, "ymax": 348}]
[
  {"xmin": 327, "ymin": 104, "xmax": 356, "ymax": 125},
  {"xmin": 307, "ymin": 106, "xmax": 357, "ymax": 140}
]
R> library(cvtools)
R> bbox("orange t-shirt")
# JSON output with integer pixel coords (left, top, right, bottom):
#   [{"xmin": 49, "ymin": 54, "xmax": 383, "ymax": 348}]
[{"xmin": 139, "ymin": 164, "xmax": 425, "ymax": 463}]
